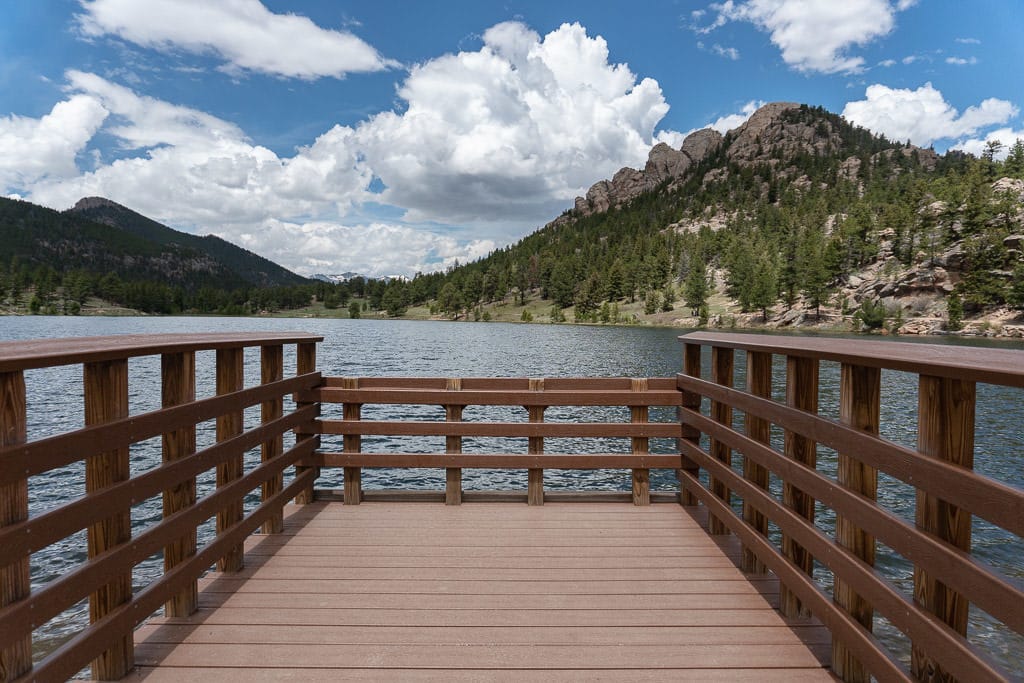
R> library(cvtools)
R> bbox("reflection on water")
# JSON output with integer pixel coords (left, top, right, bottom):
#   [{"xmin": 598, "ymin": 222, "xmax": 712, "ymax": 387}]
[{"xmin": 2, "ymin": 316, "xmax": 1022, "ymax": 674}]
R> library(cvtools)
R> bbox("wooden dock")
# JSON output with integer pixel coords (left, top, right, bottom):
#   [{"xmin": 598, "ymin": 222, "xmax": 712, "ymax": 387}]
[{"xmin": 130, "ymin": 501, "xmax": 831, "ymax": 680}]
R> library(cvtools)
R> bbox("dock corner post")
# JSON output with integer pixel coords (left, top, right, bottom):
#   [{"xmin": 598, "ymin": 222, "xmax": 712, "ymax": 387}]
[
  {"xmin": 83, "ymin": 359, "xmax": 134, "ymax": 679},
  {"xmin": 630, "ymin": 378, "xmax": 650, "ymax": 506},
  {"xmin": 833, "ymin": 363, "xmax": 880, "ymax": 682},
  {"xmin": 445, "ymin": 378, "xmax": 463, "ymax": 505},
  {"xmin": 708, "ymin": 346, "xmax": 734, "ymax": 534},
  {"xmin": 780, "ymin": 354, "xmax": 819, "ymax": 619},
  {"xmin": 0, "ymin": 370, "xmax": 31, "ymax": 682},
  {"xmin": 677, "ymin": 343, "xmax": 703, "ymax": 506},
  {"xmin": 527, "ymin": 378, "xmax": 545, "ymax": 506},
  {"xmin": 912, "ymin": 374, "xmax": 975, "ymax": 682},
  {"xmin": 160, "ymin": 351, "xmax": 199, "ymax": 618},
  {"xmin": 342, "ymin": 377, "xmax": 362, "ymax": 505},
  {"xmin": 742, "ymin": 351, "xmax": 772, "ymax": 574},
  {"xmin": 215, "ymin": 347, "xmax": 245, "ymax": 573},
  {"xmin": 294, "ymin": 342, "xmax": 319, "ymax": 505},
  {"xmin": 261, "ymin": 345, "xmax": 285, "ymax": 533}
]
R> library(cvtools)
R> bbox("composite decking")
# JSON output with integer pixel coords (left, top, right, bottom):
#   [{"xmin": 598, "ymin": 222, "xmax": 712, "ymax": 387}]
[{"xmin": 129, "ymin": 500, "xmax": 831, "ymax": 680}]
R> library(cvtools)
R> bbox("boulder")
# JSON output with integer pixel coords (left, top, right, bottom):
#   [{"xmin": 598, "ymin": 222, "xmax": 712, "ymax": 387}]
[
  {"xmin": 643, "ymin": 143, "xmax": 691, "ymax": 185},
  {"xmin": 1004, "ymin": 234, "xmax": 1024, "ymax": 250},
  {"xmin": 680, "ymin": 129, "xmax": 723, "ymax": 165}
]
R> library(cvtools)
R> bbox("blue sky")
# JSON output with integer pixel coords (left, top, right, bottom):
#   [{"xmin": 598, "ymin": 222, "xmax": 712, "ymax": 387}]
[{"xmin": 2, "ymin": 1, "xmax": 1022, "ymax": 277}]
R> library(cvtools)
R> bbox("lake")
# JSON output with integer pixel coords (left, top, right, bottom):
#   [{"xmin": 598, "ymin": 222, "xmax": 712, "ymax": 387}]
[{"xmin": 2, "ymin": 315, "xmax": 1022, "ymax": 673}]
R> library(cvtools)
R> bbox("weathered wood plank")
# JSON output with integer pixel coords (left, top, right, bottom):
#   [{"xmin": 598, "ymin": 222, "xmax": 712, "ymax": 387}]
[
  {"xmin": 215, "ymin": 348, "xmax": 245, "ymax": 573},
  {"xmin": 293, "ymin": 342, "xmax": 319, "ymax": 504},
  {"xmin": 130, "ymin": 668, "xmax": 833, "ymax": 682},
  {"xmin": 912, "ymin": 374, "xmax": 975, "ymax": 683},
  {"xmin": 742, "ymin": 351, "xmax": 772, "ymax": 574},
  {"xmin": 834, "ymin": 363, "xmax": 880, "ymax": 682},
  {"xmin": 631, "ymin": 378, "xmax": 650, "ymax": 505},
  {"xmin": 780, "ymin": 355, "xmax": 818, "ymax": 619},
  {"xmin": 445, "ymin": 378, "xmax": 463, "ymax": 505},
  {"xmin": 341, "ymin": 377, "xmax": 362, "ymax": 505},
  {"xmin": 527, "ymin": 378, "xmax": 544, "ymax": 506},
  {"xmin": 260, "ymin": 345, "xmax": 284, "ymax": 533},
  {"xmin": 160, "ymin": 352, "xmax": 198, "ymax": 618},
  {"xmin": 84, "ymin": 359, "xmax": 133, "ymax": 680},
  {"xmin": 0, "ymin": 370, "xmax": 30, "ymax": 682},
  {"xmin": 134, "ymin": 642, "xmax": 828, "ymax": 669},
  {"xmin": 708, "ymin": 347, "xmax": 734, "ymax": 535}
]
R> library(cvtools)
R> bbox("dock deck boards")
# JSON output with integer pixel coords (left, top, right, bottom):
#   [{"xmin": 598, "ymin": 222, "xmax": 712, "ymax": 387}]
[{"xmin": 130, "ymin": 501, "xmax": 832, "ymax": 680}]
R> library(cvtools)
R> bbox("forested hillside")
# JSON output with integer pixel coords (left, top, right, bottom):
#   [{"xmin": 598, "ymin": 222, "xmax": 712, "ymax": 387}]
[
  {"xmin": 371, "ymin": 103, "xmax": 1024, "ymax": 334},
  {"xmin": 0, "ymin": 196, "xmax": 321, "ymax": 314}
]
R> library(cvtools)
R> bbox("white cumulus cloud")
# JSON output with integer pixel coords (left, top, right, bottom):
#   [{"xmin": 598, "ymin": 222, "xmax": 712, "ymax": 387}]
[
  {"xmin": 11, "ymin": 20, "xmax": 682, "ymax": 276},
  {"xmin": 236, "ymin": 219, "xmax": 496, "ymax": 278},
  {"xmin": 698, "ymin": 0, "xmax": 910, "ymax": 74},
  {"xmin": 0, "ymin": 95, "xmax": 108, "ymax": 188},
  {"xmin": 952, "ymin": 128, "xmax": 1024, "ymax": 160},
  {"xmin": 28, "ymin": 71, "xmax": 373, "ymax": 230},
  {"xmin": 76, "ymin": 0, "xmax": 396, "ymax": 79},
  {"xmin": 353, "ymin": 21, "xmax": 670, "ymax": 224},
  {"xmin": 842, "ymin": 82, "xmax": 1018, "ymax": 147}
]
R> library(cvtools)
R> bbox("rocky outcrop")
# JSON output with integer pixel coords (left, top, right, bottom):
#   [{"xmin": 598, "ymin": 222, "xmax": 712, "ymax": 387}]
[
  {"xmin": 681, "ymin": 128, "xmax": 723, "ymax": 164},
  {"xmin": 643, "ymin": 143, "xmax": 689, "ymax": 184},
  {"xmin": 573, "ymin": 128, "xmax": 724, "ymax": 216}
]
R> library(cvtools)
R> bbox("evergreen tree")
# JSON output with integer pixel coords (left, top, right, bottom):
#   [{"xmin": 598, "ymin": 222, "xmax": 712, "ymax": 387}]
[
  {"xmin": 1004, "ymin": 139, "xmax": 1024, "ymax": 178},
  {"xmin": 644, "ymin": 290, "xmax": 660, "ymax": 315},
  {"xmin": 796, "ymin": 229, "xmax": 832, "ymax": 318},
  {"xmin": 947, "ymin": 290, "xmax": 964, "ymax": 330},
  {"xmin": 749, "ymin": 254, "xmax": 778, "ymax": 320},
  {"xmin": 1007, "ymin": 264, "xmax": 1024, "ymax": 313},
  {"xmin": 661, "ymin": 283, "xmax": 675, "ymax": 312},
  {"xmin": 683, "ymin": 261, "xmax": 710, "ymax": 316}
]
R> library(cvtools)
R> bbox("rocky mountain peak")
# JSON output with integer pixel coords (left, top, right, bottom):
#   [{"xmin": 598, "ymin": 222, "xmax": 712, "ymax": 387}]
[{"xmin": 69, "ymin": 196, "xmax": 129, "ymax": 213}]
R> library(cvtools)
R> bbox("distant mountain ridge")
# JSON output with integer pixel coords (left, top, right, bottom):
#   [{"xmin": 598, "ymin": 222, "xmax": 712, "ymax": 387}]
[
  {"xmin": 0, "ymin": 195, "xmax": 308, "ymax": 290},
  {"xmin": 67, "ymin": 197, "xmax": 308, "ymax": 287}
]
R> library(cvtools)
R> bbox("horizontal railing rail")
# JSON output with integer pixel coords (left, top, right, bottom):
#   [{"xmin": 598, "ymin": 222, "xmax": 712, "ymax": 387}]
[
  {"xmin": 676, "ymin": 331, "xmax": 1024, "ymax": 683},
  {"xmin": 0, "ymin": 333, "xmax": 322, "ymax": 682},
  {"xmin": 303, "ymin": 376, "xmax": 683, "ymax": 506}
]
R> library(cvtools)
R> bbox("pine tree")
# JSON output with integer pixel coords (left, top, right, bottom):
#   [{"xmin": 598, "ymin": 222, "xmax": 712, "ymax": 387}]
[
  {"xmin": 749, "ymin": 254, "xmax": 778, "ymax": 320},
  {"xmin": 1004, "ymin": 139, "xmax": 1024, "ymax": 178},
  {"xmin": 683, "ymin": 260, "xmax": 710, "ymax": 316}
]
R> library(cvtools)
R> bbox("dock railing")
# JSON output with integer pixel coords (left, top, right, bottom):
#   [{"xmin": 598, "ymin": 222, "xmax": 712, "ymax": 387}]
[
  {"xmin": 299, "ymin": 376, "xmax": 684, "ymax": 505},
  {"xmin": 0, "ymin": 333, "xmax": 322, "ymax": 681},
  {"xmin": 676, "ymin": 331, "xmax": 1024, "ymax": 682},
  {"xmin": 2, "ymin": 331, "xmax": 1024, "ymax": 681}
]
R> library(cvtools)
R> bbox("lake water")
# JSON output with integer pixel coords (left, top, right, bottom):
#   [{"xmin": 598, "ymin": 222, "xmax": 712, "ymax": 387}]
[{"xmin": 2, "ymin": 315, "xmax": 1022, "ymax": 674}]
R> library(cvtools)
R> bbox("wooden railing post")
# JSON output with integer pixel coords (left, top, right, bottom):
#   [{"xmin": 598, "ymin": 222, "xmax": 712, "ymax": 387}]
[
  {"xmin": 342, "ymin": 378, "xmax": 362, "ymax": 505},
  {"xmin": 631, "ymin": 378, "xmax": 650, "ymax": 505},
  {"xmin": 833, "ymin": 363, "xmax": 881, "ymax": 682},
  {"xmin": 678, "ymin": 343, "xmax": 702, "ymax": 506},
  {"xmin": 215, "ymin": 347, "xmax": 244, "ymax": 573},
  {"xmin": 780, "ymin": 355, "xmax": 819, "ymax": 619},
  {"xmin": 527, "ymin": 378, "xmax": 545, "ymax": 506},
  {"xmin": 160, "ymin": 351, "xmax": 198, "ymax": 618},
  {"xmin": 83, "ymin": 359, "xmax": 133, "ymax": 680},
  {"xmin": 742, "ymin": 351, "xmax": 772, "ymax": 573},
  {"xmin": 0, "ymin": 370, "xmax": 30, "ymax": 682},
  {"xmin": 261, "ymin": 345, "xmax": 284, "ymax": 533},
  {"xmin": 912, "ymin": 375, "xmax": 975, "ymax": 683},
  {"xmin": 445, "ymin": 378, "xmax": 463, "ymax": 505},
  {"xmin": 294, "ymin": 341, "xmax": 319, "ymax": 504},
  {"xmin": 708, "ymin": 347, "xmax": 734, "ymax": 534}
]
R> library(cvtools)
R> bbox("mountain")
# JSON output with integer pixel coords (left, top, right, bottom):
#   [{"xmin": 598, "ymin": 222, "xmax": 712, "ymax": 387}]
[
  {"xmin": 0, "ymin": 195, "xmax": 307, "ymax": 291},
  {"xmin": 376, "ymin": 102, "xmax": 1024, "ymax": 335},
  {"xmin": 66, "ymin": 197, "xmax": 308, "ymax": 287}
]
